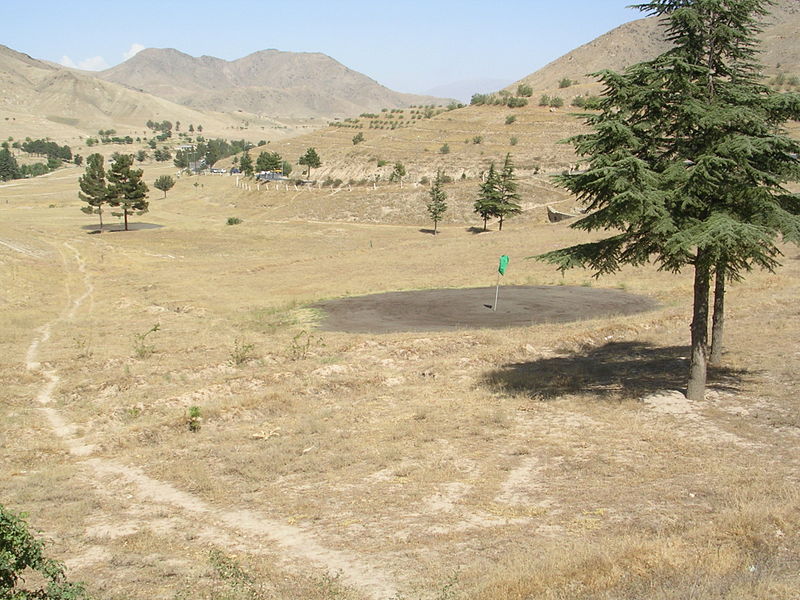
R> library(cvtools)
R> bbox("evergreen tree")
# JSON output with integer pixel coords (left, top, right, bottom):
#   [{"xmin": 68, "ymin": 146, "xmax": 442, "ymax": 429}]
[
  {"xmin": 154, "ymin": 175, "xmax": 175, "ymax": 198},
  {"xmin": 78, "ymin": 153, "xmax": 109, "ymax": 230},
  {"xmin": 256, "ymin": 151, "xmax": 282, "ymax": 172},
  {"xmin": 474, "ymin": 162, "xmax": 501, "ymax": 231},
  {"xmin": 390, "ymin": 162, "xmax": 406, "ymax": 184},
  {"xmin": 538, "ymin": 0, "xmax": 800, "ymax": 400},
  {"xmin": 298, "ymin": 147, "xmax": 321, "ymax": 178},
  {"xmin": 495, "ymin": 153, "xmax": 522, "ymax": 230},
  {"xmin": 426, "ymin": 169, "xmax": 448, "ymax": 235},
  {"xmin": 0, "ymin": 147, "xmax": 20, "ymax": 181},
  {"xmin": 239, "ymin": 151, "xmax": 254, "ymax": 177},
  {"xmin": 107, "ymin": 154, "xmax": 149, "ymax": 231}
]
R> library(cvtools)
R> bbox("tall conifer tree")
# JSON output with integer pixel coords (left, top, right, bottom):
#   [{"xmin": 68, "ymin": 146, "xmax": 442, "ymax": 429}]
[
  {"xmin": 538, "ymin": 0, "xmax": 800, "ymax": 399},
  {"xmin": 107, "ymin": 155, "xmax": 149, "ymax": 231},
  {"xmin": 78, "ymin": 153, "xmax": 109, "ymax": 231}
]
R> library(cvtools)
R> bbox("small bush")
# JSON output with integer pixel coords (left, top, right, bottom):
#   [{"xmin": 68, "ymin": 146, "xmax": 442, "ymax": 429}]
[
  {"xmin": 505, "ymin": 115, "xmax": 517, "ymax": 125},
  {"xmin": 472, "ymin": 135, "xmax": 483, "ymax": 144},
  {"xmin": 510, "ymin": 137, "xmax": 519, "ymax": 146},
  {"xmin": 188, "ymin": 406, "xmax": 201, "ymax": 432},
  {"xmin": 558, "ymin": 77, "xmax": 574, "ymax": 88},
  {"xmin": 227, "ymin": 217, "xmax": 242, "ymax": 225},
  {"xmin": 439, "ymin": 143, "xmax": 450, "ymax": 154},
  {"xmin": 517, "ymin": 83, "xmax": 533, "ymax": 97}
]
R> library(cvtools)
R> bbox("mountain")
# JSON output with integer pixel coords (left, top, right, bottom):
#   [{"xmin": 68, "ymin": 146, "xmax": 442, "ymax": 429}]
[
  {"xmin": 98, "ymin": 48, "xmax": 451, "ymax": 118},
  {"xmin": 0, "ymin": 44, "xmax": 252, "ymax": 138},
  {"xmin": 508, "ymin": 0, "xmax": 800, "ymax": 97}
]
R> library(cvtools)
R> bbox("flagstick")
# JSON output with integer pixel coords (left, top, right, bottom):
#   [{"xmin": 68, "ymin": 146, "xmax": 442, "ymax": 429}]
[{"xmin": 494, "ymin": 270, "xmax": 501, "ymax": 312}]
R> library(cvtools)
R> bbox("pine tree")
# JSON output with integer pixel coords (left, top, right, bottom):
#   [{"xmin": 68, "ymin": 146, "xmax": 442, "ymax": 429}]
[
  {"xmin": 298, "ymin": 147, "xmax": 321, "ymax": 179},
  {"xmin": 426, "ymin": 169, "xmax": 448, "ymax": 235},
  {"xmin": 495, "ymin": 153, "xmax": 522, "ymax": 231},
  {"xmin": 78, "ymin": 153, "xmax": 109, "ymax": 231},
  {"xmin": 239, "ymin": 152, "xmax": 254, "ymax": 177},
  {"xmin": 538, "ymin": 0, "xmax": 800, "ymax": 400},
  {"xmin": 153, "ymin": 175, "xmax": 175, "ymax": 198},
  {"xmin": 0, "ymin": 147, "xmax": 20, "ymax": 181},
  {"xmin": 474, "ymin": 162, "xmax": 501, "ymax": 231},
  {"xmin": 107, "ymin": 155, "xmax": 149, "ymax": 231}
]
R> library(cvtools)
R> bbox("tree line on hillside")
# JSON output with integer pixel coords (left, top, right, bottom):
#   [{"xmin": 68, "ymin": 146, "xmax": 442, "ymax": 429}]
[
  {"xmin": 174, "ymin": 139, "xmax": 253, "ymax": 171},
  {"xmin": 0, "ymin": 139, "xmax": 81, "ymax": 181}
]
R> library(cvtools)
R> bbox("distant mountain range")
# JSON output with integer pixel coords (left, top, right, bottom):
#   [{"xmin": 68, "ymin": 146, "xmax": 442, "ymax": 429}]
[{"xmin": 98, "ymin": 48, "xmax": 450, "ymax": 118}]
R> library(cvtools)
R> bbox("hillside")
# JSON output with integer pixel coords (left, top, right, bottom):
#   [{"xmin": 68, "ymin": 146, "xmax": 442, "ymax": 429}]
[
  {"xmin": 0, "ymin": 45, "xmax": 304, "ymax": 144},
  {"xmin": 99, "ymin": 48, "xmax": 451, "ymax": 118},
  {"xmin": 507, "ymin": 0, "xmax": 800, "ymax": 100}
]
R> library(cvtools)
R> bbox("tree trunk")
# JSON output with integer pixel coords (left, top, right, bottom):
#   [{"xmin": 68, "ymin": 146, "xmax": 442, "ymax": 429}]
[
  {"xmin": 124, "ymin": 208, "xmax": 129, "ymax": 231},
  {"xmin": 483, "ymin": 216, "xmax": 487, "ymax": 231},
  {"xmin": 499, "ymin": 215, "xmax": 504, "ymax": 231},
  {"xmin": 710, "ymin": 262, "xmax": 726, "ymax": 365},
  {"xmin": 687, "ymin": 253, "xmax": 711, "ymax": 400},
  {"xmin": 433, "ymin": 220, "xmax": 438, "ymax": 235},
  {"xmin": 98, "ymin": 206, "xmax": 104, "ymax": 231}
]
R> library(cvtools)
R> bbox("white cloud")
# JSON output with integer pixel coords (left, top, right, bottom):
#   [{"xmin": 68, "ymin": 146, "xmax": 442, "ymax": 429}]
[
  {"xmin": 59, "ymin": 54, "xmax": 109, "ymax": 71},
  {"xmin": 123, "ymin": 43, "xmax": 146, "ymax": 61},
  {"xmin": 79, "ymin": 56, "xmax": 110, "ymax": 71}
]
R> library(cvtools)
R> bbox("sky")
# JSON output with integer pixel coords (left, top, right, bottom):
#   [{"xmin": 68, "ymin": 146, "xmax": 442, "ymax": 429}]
[{"xmin": 1, "ymin": 0, "xmax": 643, "ymax": 96}]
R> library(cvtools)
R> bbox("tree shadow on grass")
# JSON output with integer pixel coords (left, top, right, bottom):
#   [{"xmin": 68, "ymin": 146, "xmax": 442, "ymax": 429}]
[
  {"xmin": 483, "ymin": 341, "xmax": 752, "ymax": 400},
  {"xmin": 465, "ymin": 226, "xmax": 490, "ymax": 235}
]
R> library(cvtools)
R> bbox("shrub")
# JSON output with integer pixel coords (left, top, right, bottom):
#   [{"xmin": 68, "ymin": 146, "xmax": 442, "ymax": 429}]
[
  {"xmin": 472, "ymin": 136, "xmax": 483, "ymax": 144},
  {"xmin": 558, "ymin": 77, "xmax": 574, "ymax": 88},
  {"xmin": 510, "ymin": 137, "xmax": 519, "ymax": 146},
  {"xmin": 505, "ymin": 115, "xmax": 517, "ymax": 125},
  {"xmin": 352, "ymin": 132, "xmax": 365, "ymax": 145},
  {"xmin": 517, "ymin": 83, "xmax": 533, "ymax": 97},
  {"xmin": 439, "ymin": 143, "xmax": 450, "ymax": 154},
  {"xmin": 549, "ymin": 96, "xmax": 564, "ymax": 108},
  {"xmin": 227, "ymin": 217, "xmax": 242, "ymax": 225},
  {"xmin": 539, "ymin": 94, "xmax": 551, "ymax": 106},
  {"xmin": 506, "ymin": 96, "xmax": 528, "ymax": 108},
  {"xmin": 0, "ymin": 505, "xmax": 89, "ymax": 598}
]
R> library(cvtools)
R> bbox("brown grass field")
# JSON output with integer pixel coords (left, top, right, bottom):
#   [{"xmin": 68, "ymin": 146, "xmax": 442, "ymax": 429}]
[{"xmin": 1, "ymin": 106, "xmax": 800, "ymax": 599}]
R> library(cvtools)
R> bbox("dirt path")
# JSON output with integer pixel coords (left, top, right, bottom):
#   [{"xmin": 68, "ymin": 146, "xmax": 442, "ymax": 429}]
[{"xmin": 25, "ymin": 241, "xmax": 399, "ymax": 600}]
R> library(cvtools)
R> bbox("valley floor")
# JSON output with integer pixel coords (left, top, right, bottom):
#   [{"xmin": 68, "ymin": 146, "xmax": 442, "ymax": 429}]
[{"xmin": 2, "ymin": 166, "xmax": 799, "ymax": 599}]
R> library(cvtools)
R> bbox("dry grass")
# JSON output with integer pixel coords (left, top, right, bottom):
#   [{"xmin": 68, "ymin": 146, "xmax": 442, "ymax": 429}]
[{"xmin": 1, "ymin": 106, "xmax": 799, "ymax": 600}]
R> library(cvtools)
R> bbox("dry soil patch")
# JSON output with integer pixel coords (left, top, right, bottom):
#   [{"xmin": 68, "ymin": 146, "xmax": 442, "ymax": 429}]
[{"xmin": 312, "ymin": 285, "xmax": 658, "ymax": 333}]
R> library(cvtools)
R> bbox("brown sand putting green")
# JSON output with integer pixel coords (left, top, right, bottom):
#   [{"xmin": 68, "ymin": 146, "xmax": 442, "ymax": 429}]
[{"xmin": 311, "ymin": 286, "xmax": 657, "ymax": 333}]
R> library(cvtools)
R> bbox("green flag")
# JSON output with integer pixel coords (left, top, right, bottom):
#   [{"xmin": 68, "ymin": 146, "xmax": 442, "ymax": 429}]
[{"xmin": 498, "ymin": 255, "xmax": 509, "ymax": 275}]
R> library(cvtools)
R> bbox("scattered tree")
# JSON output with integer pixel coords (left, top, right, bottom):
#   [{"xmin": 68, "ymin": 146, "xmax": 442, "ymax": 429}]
[
  {"xmin": 425, "ymin": 169, "xmax": 448, "ymax": 235},
  {"xmin": 474, "ymin": 162, "xmax": 501, "ymax": 231},
  {"xmin": 153, "ymin": 175, "xmax": 175, "ymax": 198},
  {"xmin": 352, "ymin": 132, "xmax": 365, "ymax": 145},
  {"xmin": 298, "ymin": 147, "xmax": 321, "ymax": 178},
  {"xmin": 495, "ymin": 153, "xmax": 522, "ymax": 230},
  {"xmin": 239, "ymin": 151, "xmax": 254, "ymax": 177},
  {"xmin": 107, "ymin": 154, "xmax": 149, "ymax": 231},
  {"xmin": 537, "ymin": 0, "xmax": 800, "ymax": 400},
  {"xmin": 390, "ymin": 162, "xmax": 406, "ymax": 184},
  {"xmin": 517, "ymin": 83, "xmax": 533, "ymax": 97},
  {"xmin": 78, "ymin": 153, "xmax": 109, "ymax": 230}
]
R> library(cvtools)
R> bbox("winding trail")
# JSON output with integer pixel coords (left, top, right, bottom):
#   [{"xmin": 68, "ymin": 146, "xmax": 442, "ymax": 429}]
[{"xmin": 25, "ymin": 240, "xmax": 399, "ymax": 600}]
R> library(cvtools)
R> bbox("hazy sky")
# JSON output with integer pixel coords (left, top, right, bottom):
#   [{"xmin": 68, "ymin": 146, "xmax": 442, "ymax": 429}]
[{"xmin": 2, "ymin": 0, "xmax": 643, "ymax": 94}]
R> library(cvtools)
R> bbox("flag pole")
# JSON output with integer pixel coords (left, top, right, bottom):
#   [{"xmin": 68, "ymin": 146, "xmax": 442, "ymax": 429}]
[
  {"xmin": 494, "ymin": 255, "xmax": 509, "ymax": 312},
  {"xmin": 493, "ymin": 270, "xmax": 500, "ymax": 312}
]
